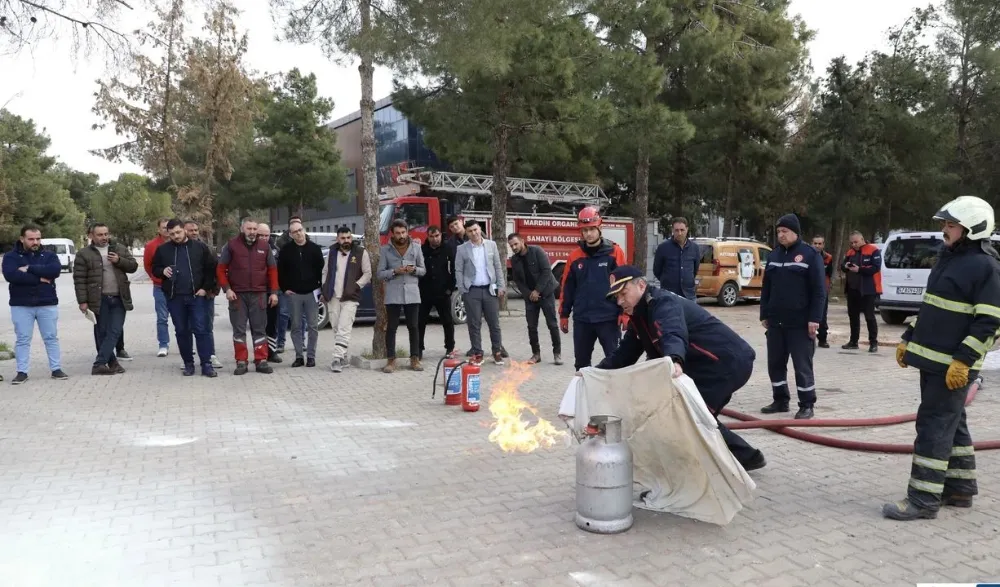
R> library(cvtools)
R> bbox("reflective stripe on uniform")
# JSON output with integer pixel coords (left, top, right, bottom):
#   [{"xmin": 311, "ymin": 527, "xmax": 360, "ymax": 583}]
[
  {"xmin": 951, "ymin": 445, "xmax": 975, "ymax": 457},
  {"xmin": 908, "ymin": 478, "xmax": 944, "ymax": 494},
  {"xmin": 906, "ymin": 341, "xmax": 984, "ymax": 370},
  {"xmin": 945, "ymin": 469, "xmax": 977, "ymax": 479},
  {"xmin": 923, "ymin": 293, "xmax": 973, "ymax": 314},
  {"xmin": 962, "ymin": 335, "xmax": 990, "ymax": 356},
  {"xmin": 771, "ymin": 381, "xmax": 786, "ymax": 387},
  {"xmin": 767, "ymin": 261, "xmax": 810, "ymax": 269},
  {"xmin": 974, "ymin": 303, "xmax": 1000, "ymax": 319},
  {"xmin": 913, "ymin": 455, "xmax": 948, "ymax": 471}
]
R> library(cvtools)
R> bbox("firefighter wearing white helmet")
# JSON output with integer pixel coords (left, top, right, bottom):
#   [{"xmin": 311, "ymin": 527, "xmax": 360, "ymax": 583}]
[{"xmin": 884, "ymin": 195, "xmax": 1000, "ymax": 521}]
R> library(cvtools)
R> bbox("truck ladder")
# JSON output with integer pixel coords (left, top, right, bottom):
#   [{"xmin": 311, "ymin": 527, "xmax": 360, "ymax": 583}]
[{"xmin": 397, "ymin": 169, "xmax": 609, "ymax": 209}]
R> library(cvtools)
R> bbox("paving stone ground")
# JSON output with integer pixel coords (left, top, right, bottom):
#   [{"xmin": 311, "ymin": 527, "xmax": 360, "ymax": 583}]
[{"xmin": 1, "ymin": 280, "xmax": 999, "ymax": 587}]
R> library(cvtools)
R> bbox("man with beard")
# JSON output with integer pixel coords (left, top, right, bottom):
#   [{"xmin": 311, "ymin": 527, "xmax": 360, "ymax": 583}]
[
  {"xmin": 508, "ymin": 232, "xmax": 562, "ymax": 365},
  {"xmin": 811, "ymin": 235, "xmax": 835, "ymax": 349},
  {"xmin": 152, "ymin": 219, "xmax": 219, "ymax": 377},
  {"xmin": 143, "ymin": 217, "xmax": 172, "ymax": 357},
  {"xmin": 418, "ymin": 225, "xmax": 457, "ymax": 360},
  {"xmin": 377, "ymin": 220, "xmax": 426, "ymax": 372},
  {"xmin": 217, "ymin": 218, "xmax": 279, "ymax": 375},
  {"xmin": 74, "ymin": 223, "xmax": 138, "ymax": 376},
  {"xmin": 321, "ymin": 226, "xmax": 371, "ymax": 372},
  {"xmin": 2, "ymin": 225, "xmax": 68, "ymax": 384},
  {"xmin": 183, "ymin": 220, "xmax": 223, "ymax": 369},
  {"xmin": 559, "ymin": 206, "xmax": 626, "ymax": 370}
]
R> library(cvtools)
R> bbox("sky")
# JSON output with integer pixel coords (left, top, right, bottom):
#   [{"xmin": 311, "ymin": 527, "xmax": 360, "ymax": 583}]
[{"xmin": 2, "ymin": 0, "xmax": 929, "ymax": 183}]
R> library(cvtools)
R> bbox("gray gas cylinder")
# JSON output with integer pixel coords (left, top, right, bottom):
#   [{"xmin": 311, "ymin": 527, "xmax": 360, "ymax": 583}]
[{"xmin": 575, "ymin": 415, "xmax": 634, "ymax": 534}]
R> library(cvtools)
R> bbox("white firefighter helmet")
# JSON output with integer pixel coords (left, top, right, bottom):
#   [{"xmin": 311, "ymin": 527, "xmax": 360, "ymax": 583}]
[{"xmin": 933, "ymin": 195, "xmax": 995, "ymax": 241}]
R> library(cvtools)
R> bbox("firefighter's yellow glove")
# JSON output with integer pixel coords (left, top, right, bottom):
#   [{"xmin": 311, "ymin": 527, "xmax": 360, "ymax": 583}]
[
  {"xmin": 896, "ymin": 343, "xmax": 908, "ymax": 368},
  {"xmin": 945, "ymin": 360, "xmax": 971, "ymax": 391}
]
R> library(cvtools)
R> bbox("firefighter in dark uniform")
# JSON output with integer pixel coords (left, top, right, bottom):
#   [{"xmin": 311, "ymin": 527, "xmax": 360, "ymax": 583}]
[
  {"xmin": 760, "ymin": 214, "xmax": 826, "ymax": 420},
  {"xmin": 884, "ymin": 195, "xmax": 1000, "ymax": 521},
  {"xmin": 594, "ymin": 266, "xmax": 767, "ymax": 471}
]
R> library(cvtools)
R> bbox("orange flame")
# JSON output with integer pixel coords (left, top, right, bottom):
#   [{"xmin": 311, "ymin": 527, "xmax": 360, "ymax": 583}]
[{"xmin": 487, "ymin": 361, "xmax": 568, "ymax": 453}]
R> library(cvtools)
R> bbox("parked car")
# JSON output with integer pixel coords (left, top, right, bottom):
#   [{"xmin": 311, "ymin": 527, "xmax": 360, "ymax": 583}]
[
  {"xmin": 692, "ymin": 237, "xmax": 772, "ymax": 307},
  {"xmin": 41, "ymin": 238, "xmax": 77, "ymax": 273}
]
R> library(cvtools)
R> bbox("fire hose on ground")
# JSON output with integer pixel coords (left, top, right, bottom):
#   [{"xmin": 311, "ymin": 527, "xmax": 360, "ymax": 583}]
[{"xmin": 718, "ymin": 377, "xmax": 1000, "ymax": 453}]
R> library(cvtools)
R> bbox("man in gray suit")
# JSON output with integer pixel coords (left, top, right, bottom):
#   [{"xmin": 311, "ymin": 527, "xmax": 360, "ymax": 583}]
[{"xmin": 455, "ymin": 220, "xmax": 506, "ymax": 365}]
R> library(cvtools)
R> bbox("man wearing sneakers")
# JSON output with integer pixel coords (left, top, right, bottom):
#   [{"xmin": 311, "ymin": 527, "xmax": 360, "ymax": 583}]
[
  {"xmin": 143, "ymin": 217, "xmax": 171, "ymax": 357},
  {"xmin": 217, "ymin": 218, "xmax": 280, "ymax": 375},
  {"xmin": 2, "ymin": 225, "xmax": 69, "ymax": 384},
  {"xmin": 321, "ymin": 226, "xmax": 371, "ymax": 373}
]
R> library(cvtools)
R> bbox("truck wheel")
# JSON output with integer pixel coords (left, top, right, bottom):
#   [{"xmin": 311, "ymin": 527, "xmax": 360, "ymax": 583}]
[
  {"xmin": 451, "ymin": 290, "xmax": 467, "ymax": 325},
  {"xmin": 717, "ymin": 282, "xmax": 739, "ymax": 307},
  {"xmin": 316, "ymin": 299, "xmax": 330, "ymax": 329},
  {"xmin": 880, "ymin": 310, "xmax": 908, "ymax": 325}
]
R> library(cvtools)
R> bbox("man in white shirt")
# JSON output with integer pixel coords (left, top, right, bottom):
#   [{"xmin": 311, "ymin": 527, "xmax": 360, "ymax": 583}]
[
  {"xmin": 321, "ymin": 226, "xmax": 372, "ymax": 372},
  {"xmin": 454, "ymin": 221, "xmax": 506, "ymax": 365}
]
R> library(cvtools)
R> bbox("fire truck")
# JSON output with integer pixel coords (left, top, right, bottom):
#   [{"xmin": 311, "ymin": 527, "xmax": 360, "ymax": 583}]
[{"xmin": 377, "ymin": 164, "xmax": 661, "ymax": 297}]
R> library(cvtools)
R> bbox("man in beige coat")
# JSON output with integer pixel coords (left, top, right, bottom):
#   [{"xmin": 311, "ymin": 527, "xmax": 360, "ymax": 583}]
[{"xmin": 377, "ymin": 219, "xmax": 426, "ymax": 372}]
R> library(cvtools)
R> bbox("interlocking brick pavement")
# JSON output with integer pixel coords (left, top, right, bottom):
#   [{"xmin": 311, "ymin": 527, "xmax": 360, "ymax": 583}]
[{"xmin": 1, "ymin": 280, "xmax": 999, "ymax": 586}]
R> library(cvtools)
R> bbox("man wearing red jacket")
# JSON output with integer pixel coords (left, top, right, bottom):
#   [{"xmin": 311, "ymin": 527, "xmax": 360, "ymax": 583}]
[
  {"xmin": 143, "ymin": 218, "xmax": 172, "ymax": 357},
  {"xmin": 216, "ymin": 218, "xmax": 280, "ymax": 375},
  {"xmin": 559, "ymin": 207, "xmax": 626, "ymax": 370}
]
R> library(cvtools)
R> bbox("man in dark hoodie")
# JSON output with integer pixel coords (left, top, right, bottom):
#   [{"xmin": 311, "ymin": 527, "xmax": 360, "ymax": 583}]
[
  {"xmin": 559, "ymin": 206, "xmax": 626, "ymax": 370},
  {"xmin": 151, "ymin": 218, "xmax": 219, "ymax": 377},
  {"xmin": 759, "ymin": 213, "xmax": 826, "ymax": 420},
  {"xmin": 418, "ymin": 225, "xmax": 457, "ymax": 359}
]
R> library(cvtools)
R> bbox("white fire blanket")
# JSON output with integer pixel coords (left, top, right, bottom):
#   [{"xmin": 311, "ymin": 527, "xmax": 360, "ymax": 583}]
[{"xmin": 558, "ymin": 357, "xmax": 756, "ymax": 526}]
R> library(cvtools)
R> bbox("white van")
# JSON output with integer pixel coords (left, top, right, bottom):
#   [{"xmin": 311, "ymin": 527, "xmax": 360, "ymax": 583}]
[
  {"xmin": 40, "ymin": 238, "xmax": 77, "ymax": 273},
  {"xmin": 878, "ymin": 231, "xmax": 1000, "ymax": 324}
]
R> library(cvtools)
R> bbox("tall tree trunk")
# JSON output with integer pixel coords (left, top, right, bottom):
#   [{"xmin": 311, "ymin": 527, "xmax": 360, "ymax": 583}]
[
  {"xmin": 491, "ymin": 119, "xmax": 511, "ymax": 311},
  {"xmin": 722, "ymin": 159, "xmax": 735, "ymax": 237},
  {"xmin": 634, "ymin": 145, "xmax": 650, "ymax": 274},
  {"xmin": 359, "ymin": 0, "xmax": 386, "ymax": 358}
]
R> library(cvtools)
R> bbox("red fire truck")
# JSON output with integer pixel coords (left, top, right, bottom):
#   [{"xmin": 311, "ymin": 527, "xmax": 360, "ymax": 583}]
[{"xmin": 377, "ymin": 165, "xmax": 660, "ymax": 297}]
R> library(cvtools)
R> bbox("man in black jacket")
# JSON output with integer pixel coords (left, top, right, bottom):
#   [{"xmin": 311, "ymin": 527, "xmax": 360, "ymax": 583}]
[
  {"xmin": 418, "ymin": 225, "xmax": 457, "ymax": 359},
  {"xmin": 151, "ymin": 218, "xmax": 219, "ymax": 377},
  {"xmin": 508, "ymin": 233, "xmax": 562, "ymax": 364},
  {"xmin": 759, "ymin": 214, "xmax": 826, "ymax": 419},
  {"xmin": 278, "ymin": 220, "xmax": 325, "ymax": 367}
]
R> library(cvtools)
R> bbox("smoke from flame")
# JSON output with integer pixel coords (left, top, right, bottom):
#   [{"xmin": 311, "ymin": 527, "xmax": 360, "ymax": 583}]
[{"xmin": 487, "ymin": 361, "xmax": 568, "ymax": 453}]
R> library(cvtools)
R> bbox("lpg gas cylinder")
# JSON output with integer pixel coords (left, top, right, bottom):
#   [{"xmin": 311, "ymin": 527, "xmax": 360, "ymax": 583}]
[
  {"xmin": 575, "ymin": 415, "xmax": 633, "ymax": 534},
  {"xmin": 461, "ymin": 363, "xmax": 481, "ymax": 412},
  {"xmin": 443, "ymin": 359, "xmax": 464, "ymax": 405}
]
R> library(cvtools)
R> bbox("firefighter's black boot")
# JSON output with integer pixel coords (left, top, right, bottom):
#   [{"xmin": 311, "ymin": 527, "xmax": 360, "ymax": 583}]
[
  {"xmin": 943, "ymin": 495, "xmax": 973, "ymax": 508},
  {"xmin": 882, "ymin": 499, "xmax": 937, "ymax": 521},
  {"xmin": 761, "ymin": 402, "xmax": 789, "ymax": 414}
]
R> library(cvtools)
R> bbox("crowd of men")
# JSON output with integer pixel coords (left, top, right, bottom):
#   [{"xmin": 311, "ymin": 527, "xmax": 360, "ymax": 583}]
[{"xmin": 4, "ymin": 194, "xmax": 993, "ymax": 521}]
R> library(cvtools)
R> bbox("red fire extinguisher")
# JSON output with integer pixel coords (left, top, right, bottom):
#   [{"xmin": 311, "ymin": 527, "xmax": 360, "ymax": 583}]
[
  {"xmin": 442, "ymin": 358, "xmax": 465, "ymax": 406},
  {"xmin": 461, "ymin": 362, "xmax": 481, "ymax": 412}
]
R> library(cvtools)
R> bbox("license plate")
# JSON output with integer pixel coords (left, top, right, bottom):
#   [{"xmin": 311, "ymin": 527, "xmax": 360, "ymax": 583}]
[{"xmin": 897, "ymin": 287, "xmax": 923, "ymax": 295}]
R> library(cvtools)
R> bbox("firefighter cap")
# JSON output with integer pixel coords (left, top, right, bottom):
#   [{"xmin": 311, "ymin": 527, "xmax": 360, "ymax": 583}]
[
  {"xmin": 933, "ymin": 195, "xmax": 995, "ymax": 241},
  {"xmin": 607, "ymin": 265, "xmax": 644, "ymax": 297}
]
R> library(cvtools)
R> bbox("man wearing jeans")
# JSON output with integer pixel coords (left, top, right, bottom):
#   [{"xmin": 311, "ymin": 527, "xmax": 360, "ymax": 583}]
[
  {"xmin": 321, "ymin": 226, "xmax": 371, "ymax": 373},
  {"xmin": 151, "ymin": 219, "xmax": 219, "ymax": 377},
  {"xmin": 73, "ymin": 223, "xmax": 138, "ymax": 376},
  {"xmin": 278, "ymin": 221, "xmax": 325, "ymax": 367},
  {"xmin": 508, "ymin": 233, "xmax": 562, "ymax": 365},
  {"xmin": 455, "ymin": 221, "xmax": 506, "ymax": 366},
  {"xmin": 2, "ymin": 225, "xmax": 69, "ymax": 384},
  {"xmin": 184, "ymin": 220, "xmax": 222, "ymax": 368},
  {"xmin": 144, "ymin": 217, "xmax": 171, "ymax": 357}
]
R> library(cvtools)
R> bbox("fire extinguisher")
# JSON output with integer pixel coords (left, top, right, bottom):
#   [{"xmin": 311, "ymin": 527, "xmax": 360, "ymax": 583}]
[
  {"xmin": 461, "ymin": 362, "xmax": 481, "ymax": 412},
  {"xmin": 432, "ymin": 357, "xmax": 466, "ymax": 405}
]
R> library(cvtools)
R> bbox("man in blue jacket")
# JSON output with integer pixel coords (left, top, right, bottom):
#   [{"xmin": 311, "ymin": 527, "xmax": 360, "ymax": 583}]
[
  {"xmin": 760, "ymin": 214, "xmax": 826, "ymax": 420},
  {"xmin": 2, "ymin": 225, "xmax": 69, "ymax": 384},
  {"xmin": 595, "ymin": 266, "xmax": 766, "ymax": 471},
  {"xmin": 653, "ymin": 217, "xmax": 700, "ymax": 300}
]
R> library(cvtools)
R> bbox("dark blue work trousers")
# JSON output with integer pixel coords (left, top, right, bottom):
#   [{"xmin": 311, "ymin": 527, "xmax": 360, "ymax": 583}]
[
  {"xmin": 573, "ymin": 320, "xmax": 620, "ymax": 371},
  {"xmin": 766, "ymin": 326, "xmax": 817, "ymax": 408},
  {"xmin": 690, "ymin": 355, "xmax": 760, "ymax": 465}
]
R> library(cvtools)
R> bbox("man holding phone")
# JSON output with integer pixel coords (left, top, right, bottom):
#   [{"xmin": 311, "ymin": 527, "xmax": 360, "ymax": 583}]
[
  {"xmin": 377, "ymin": 220, "xmax": 426, "ymax": 373},
  {"xmin": 841, "ymin": 231, "xmax": 883, "ymax": 353}
]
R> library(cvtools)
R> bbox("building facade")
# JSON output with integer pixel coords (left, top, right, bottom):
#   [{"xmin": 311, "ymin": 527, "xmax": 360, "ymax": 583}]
[{"xmin": 269, "ymin": 96, "xmax": 442, "ymax": 235}]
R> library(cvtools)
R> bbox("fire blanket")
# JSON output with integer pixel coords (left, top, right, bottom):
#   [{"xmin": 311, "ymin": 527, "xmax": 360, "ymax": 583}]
[{"xmin": 558, "ymin": 357, "xmax": 756, "ymax": 526}]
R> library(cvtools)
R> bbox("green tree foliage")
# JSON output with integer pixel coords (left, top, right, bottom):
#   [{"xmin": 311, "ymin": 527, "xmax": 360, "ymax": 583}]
[
  {"xmin": 225, "ymin": 68, "xmax": 348, "ymax": 214},
  {"xmin": 90, "ymin": 173, "xmax": 173, "ymax": 247},
  {"xmin": 49, "ymin": 164, "xmax": 100, "ymax": 222},
  {"xmin": 393, "ymin": 4, "xmax": 614, "ymax": 273},
  {"xmin": 0, "ymin": 110, "xmax": 85, "ymax": 243}
]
